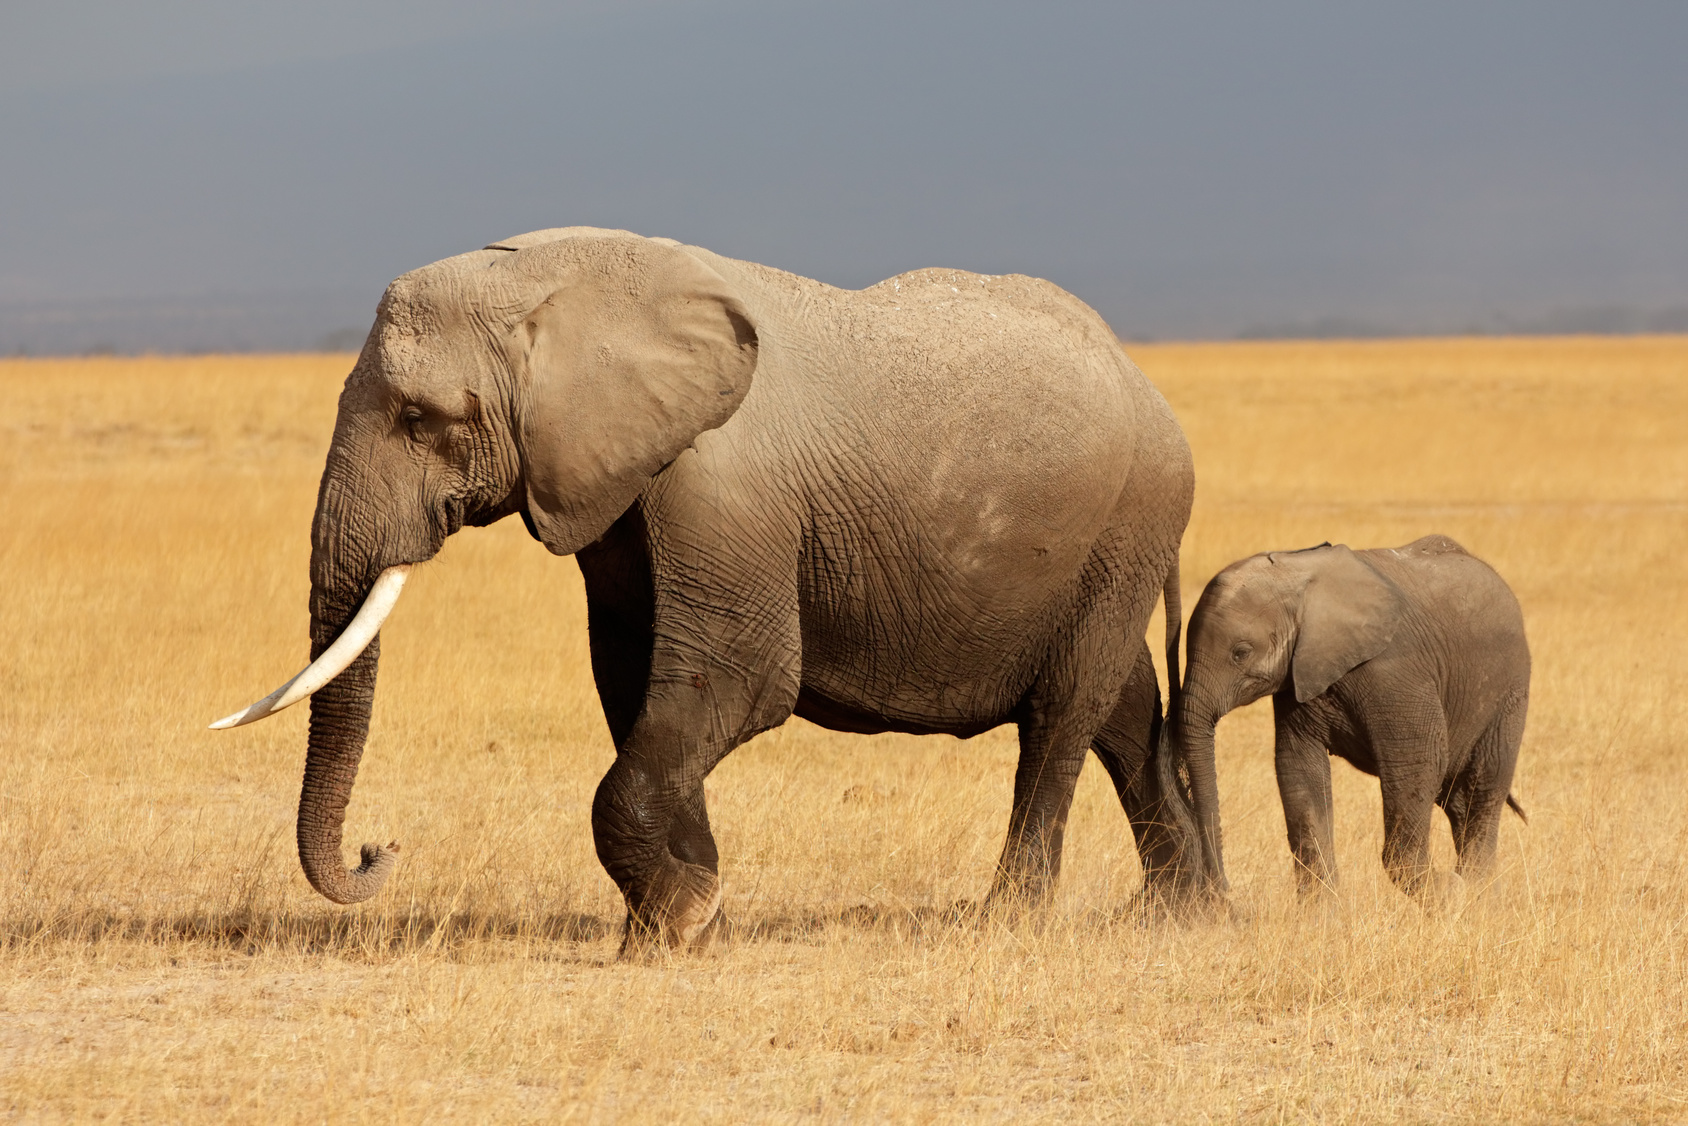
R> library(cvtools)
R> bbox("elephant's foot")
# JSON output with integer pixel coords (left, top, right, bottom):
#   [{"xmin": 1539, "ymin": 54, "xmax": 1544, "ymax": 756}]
[
  {"xmin": 690, "ymin": 904, "xmax": 734, "ymax": 948},
  {"xmin": 982, "ymin": 870, "xmax": 1055, "ymax": 920},
  {"xmin": 1293, "ymin": 864, "xmax": 1339, "ymax": 902},
  {"xmin": 1128, "ymin": 877, "xmax": 1229, "ymax": 924},
  {"xmin": 1417, "ymin": 869, "xmax": 1466, "ymax": 916},
  {"xmin": 619, "ymin": 859, "xmax": 723, "ymax": 958}
]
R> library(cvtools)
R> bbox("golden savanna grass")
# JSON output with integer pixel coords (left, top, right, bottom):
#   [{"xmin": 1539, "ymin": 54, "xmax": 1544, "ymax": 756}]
[{"xmin": 2, "ymin": 337, "xmax": 1685, "ymax": 1121}]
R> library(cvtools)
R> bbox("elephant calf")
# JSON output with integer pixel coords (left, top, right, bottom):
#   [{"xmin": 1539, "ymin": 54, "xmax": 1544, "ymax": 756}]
[{"xmin": 1173, "ymin": 536, "xmax": 1529, "ymax": 900}]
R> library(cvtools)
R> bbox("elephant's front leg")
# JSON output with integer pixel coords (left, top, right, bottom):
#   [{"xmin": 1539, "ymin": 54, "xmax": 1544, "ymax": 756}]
[
  {"xmin": 593, "ymin": 735, "xmax": 723, "ymax": 950},
  {"xmin": 592, "ymin": 587, "xmax": 801, "ymax": 953},
  {"xmin": 1274, "ymin": 699, "xmax": 1337, "ymax": 896},
  {"xmin": 594, "ymin": 653, "xmax": 798, "ymax": 951}
]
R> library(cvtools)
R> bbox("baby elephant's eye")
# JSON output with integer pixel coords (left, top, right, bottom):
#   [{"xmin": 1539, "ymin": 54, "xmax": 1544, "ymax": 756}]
[{"xmin": 1230, "ymin": 642, "xmax": 1253, "ymax": 664}]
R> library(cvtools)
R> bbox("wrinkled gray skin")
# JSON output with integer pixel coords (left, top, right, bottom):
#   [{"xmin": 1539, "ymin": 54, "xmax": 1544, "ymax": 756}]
[
  {"xmin": 300, "ymin": 227, "xmax": 1199, "ymax": 947},
  {"xmin": 1174, "ymin": 536, "xmax": 1529, "ymax": 900}
]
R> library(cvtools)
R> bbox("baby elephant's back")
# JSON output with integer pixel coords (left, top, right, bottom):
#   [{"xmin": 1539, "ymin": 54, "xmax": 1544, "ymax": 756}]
[{"xmin": 1363, "ymin": 535, "xmax": 1531, "ymax": 691}]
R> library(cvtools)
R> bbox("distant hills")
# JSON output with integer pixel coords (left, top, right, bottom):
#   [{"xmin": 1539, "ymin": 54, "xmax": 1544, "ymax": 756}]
[
  {"xmin": 1230, "ymin": 305, "xmax": 1688, "ymax": 342},
  {"xmin": 0, "ymin": 290, "xmax": 375, "ymax": 356}
]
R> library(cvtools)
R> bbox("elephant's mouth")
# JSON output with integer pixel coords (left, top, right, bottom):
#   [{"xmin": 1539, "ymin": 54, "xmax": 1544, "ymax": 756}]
[
  {"xmin": 461, "ymin": 486, "xmax": 530, "ymax": 533},
  {"xmin": 441, "ymin": 495, "xmax": 466, "ymax": 538}
]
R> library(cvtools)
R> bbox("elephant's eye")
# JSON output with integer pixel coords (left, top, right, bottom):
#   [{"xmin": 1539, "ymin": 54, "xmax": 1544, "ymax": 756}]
[
  {"xmin": 401, "ymin": 405, "xmax": 426, "ymax": 442},
  {"xmin": 1230, "ymin": 642, "xmax": 1253, "ymax": 664}
]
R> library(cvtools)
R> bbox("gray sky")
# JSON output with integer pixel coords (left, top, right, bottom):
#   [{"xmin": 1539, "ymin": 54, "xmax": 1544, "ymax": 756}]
[{"xmin": 3, "ymin": 1, "xmax": 1685, "ymax": 351}]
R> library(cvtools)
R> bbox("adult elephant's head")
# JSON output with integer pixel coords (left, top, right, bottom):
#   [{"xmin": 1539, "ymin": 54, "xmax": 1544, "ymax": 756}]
[
  {"xmin": 1174, "ymin": 544, "xmax": 1403, "ymax": 896},
  {"xmin": 211, "ymin": 228, "xmax": 759, "ymax": 904}
]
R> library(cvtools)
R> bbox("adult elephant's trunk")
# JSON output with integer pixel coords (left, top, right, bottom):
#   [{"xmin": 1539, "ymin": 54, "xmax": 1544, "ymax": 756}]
[
  {"xmin": 289, "ymin": 432, "xmax": 418, "ymax": 905},
  {"xmin": 298, "ymin": 634, "xmax": 397, "ymax": 904},
  {"xmin": 293, "ymin": 548, "xmax": 404, "ymax": 903},
  {"xmin": 1174, "ymin": 695, "xmax": 1229, "ymax": 896}
]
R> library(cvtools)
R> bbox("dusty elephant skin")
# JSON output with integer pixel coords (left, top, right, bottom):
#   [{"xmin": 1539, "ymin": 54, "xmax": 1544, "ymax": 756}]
[
  {"xmin": 1175, "ymin": 536, "xmax": 1530, "ymax": 901},
  {"xmin": 226, "ymin": 227, "xmax": 1199, "ymax": 948}
]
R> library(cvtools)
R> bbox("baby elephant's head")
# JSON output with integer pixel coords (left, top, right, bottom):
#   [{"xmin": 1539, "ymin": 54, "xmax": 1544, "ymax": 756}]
[{"xmin": 1183, "ymin": 543, "xmax": 1404, "ymax": 723}]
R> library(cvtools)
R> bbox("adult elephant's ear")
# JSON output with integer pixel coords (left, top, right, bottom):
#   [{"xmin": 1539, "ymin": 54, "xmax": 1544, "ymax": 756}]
[
  {"xmin": 1285, "ymin": 545, "xmax": 1404, "ymax": 703},
  {"xmin": 512, "ymin": 238, "xmax": 758, "ymax": 555}
]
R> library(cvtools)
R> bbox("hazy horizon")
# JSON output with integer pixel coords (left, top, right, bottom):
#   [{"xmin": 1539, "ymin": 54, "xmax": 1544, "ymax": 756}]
[{"xmin": 4, "ymin": 1, "xmax": 1686, "ymax": 353}]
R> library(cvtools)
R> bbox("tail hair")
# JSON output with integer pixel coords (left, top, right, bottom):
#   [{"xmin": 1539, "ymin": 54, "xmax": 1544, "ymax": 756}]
[{"xmin": 1506, "ymin": 794, "xmax": 1528, "ymax": 823}]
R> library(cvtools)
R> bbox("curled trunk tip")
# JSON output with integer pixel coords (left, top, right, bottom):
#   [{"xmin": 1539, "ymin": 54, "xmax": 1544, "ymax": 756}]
[{"xmin": 303, "ymin": 841, "xmax": 400, "ymax": 905}]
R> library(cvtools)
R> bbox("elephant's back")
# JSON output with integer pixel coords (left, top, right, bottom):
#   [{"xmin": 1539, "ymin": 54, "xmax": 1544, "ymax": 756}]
[
  {"xmin": 689, "ymin": 252, "xmax": 1156, "ymax": 455},
  {"xmin": 814, "ymin": 269, "xmax": 1146, "ymax": 582},
  {"xmin": 829, "ymin": 266, "xmax": 1144, "ymax": 475},
  {"xmin": 1366, "ymin": 538, "xmax": 1530, "ymax": 679},
  {"xmin": 709, "ymin": 258, "xmax": 1153, "ymax": 536}
]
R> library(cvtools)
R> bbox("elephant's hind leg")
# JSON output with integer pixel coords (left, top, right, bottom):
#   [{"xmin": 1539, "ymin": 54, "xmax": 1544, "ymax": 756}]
[
  {"xmin": 993, "ymin": 691, "xmax": 1113, "ymax": 906},
  {"xmin": 1372, "ymin": 705, "xmax": 1450, "ymax": 901},
  {"xmin": 1091, "ymin": 642, "xmax": 1200, "ymax": 898},
  {"xmin": 992, "ymin": 556, "xmax": 1160, "ymax": 907},
  {"xmin": 1446, "ymin": 691, "xmax": 1528, "ymax": 885}
]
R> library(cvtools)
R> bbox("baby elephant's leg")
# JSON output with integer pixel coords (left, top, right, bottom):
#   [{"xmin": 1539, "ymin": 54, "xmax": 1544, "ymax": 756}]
[
  {"xmin": 1374, "ymin": 716, "xmax": 1450, "ymax": 900},
  {"xmin": 1447, "ymin": 693, "xmax": 1528, "ymax": 883},
  {"xmin": 1274, "ymin": 715, "xmax": 1337, "ymax": 896}
]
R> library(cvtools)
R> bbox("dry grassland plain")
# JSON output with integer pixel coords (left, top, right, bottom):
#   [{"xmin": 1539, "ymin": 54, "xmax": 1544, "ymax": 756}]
[{"xmin": 2, "ymin": 337, "xmax": 1686, "ymax": 1122}]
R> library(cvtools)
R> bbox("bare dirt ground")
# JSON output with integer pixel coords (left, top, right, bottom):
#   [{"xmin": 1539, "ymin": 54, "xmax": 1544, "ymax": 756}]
[{"xmin": 2, "ymin": 338, "xmax": 1685, "ymax": 1121}]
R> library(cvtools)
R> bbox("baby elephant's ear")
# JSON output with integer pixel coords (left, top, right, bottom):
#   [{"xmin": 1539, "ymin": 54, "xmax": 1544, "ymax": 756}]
[
  {"xmin": 514, "ymin": 239, "xmax": 758, "ymax": 555},
  {"xmin": 1289, "ymin": 545, "xmax": 1404, "ymax": 703}
]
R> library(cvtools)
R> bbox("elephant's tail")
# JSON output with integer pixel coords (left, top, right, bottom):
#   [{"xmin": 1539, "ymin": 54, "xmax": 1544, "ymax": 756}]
[
  {"xmin": 1163, "ymin": 555, "xmax": 1182, "ymax": 720},
  {"xmin": 1506, "ymin": 794, "xmax": 1528, "ymax": 823}
]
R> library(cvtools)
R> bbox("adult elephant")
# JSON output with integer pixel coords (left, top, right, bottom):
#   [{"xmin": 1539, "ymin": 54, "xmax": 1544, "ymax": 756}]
[{"xmin": 213, "ymin": 227, "xmax": 1199, "ymax": 946}]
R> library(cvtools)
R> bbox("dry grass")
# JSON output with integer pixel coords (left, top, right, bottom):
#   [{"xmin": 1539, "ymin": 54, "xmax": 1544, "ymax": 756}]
[{"xmin": 1, "ymin": 338, "xmax": 1685, "ymax": 1121}]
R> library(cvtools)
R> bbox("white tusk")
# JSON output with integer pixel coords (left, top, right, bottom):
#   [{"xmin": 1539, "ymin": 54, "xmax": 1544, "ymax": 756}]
[{"xmin": 209, "ymin": 565, "xmax": 412, "ymax": 730}]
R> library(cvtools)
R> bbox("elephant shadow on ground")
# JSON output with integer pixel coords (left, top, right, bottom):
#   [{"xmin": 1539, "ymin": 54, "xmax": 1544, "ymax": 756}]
[
  {"xmin": 2, "ymin": 900, "xmax": 993, "ymax": 955},
  {"xmin": 718, "ymin": 894, "xmax": 1225, "ymax": 945},
  {"xmin": 0, "ymin": 908, "xmax": 618, "ymax": 957},
  {"xmin": 722, "ymin": 901, "xmax": 983, "ymax": 945},
  {"xmin": 2, "ymin": 894, "xmax": 1221, "ymax": 958}
]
